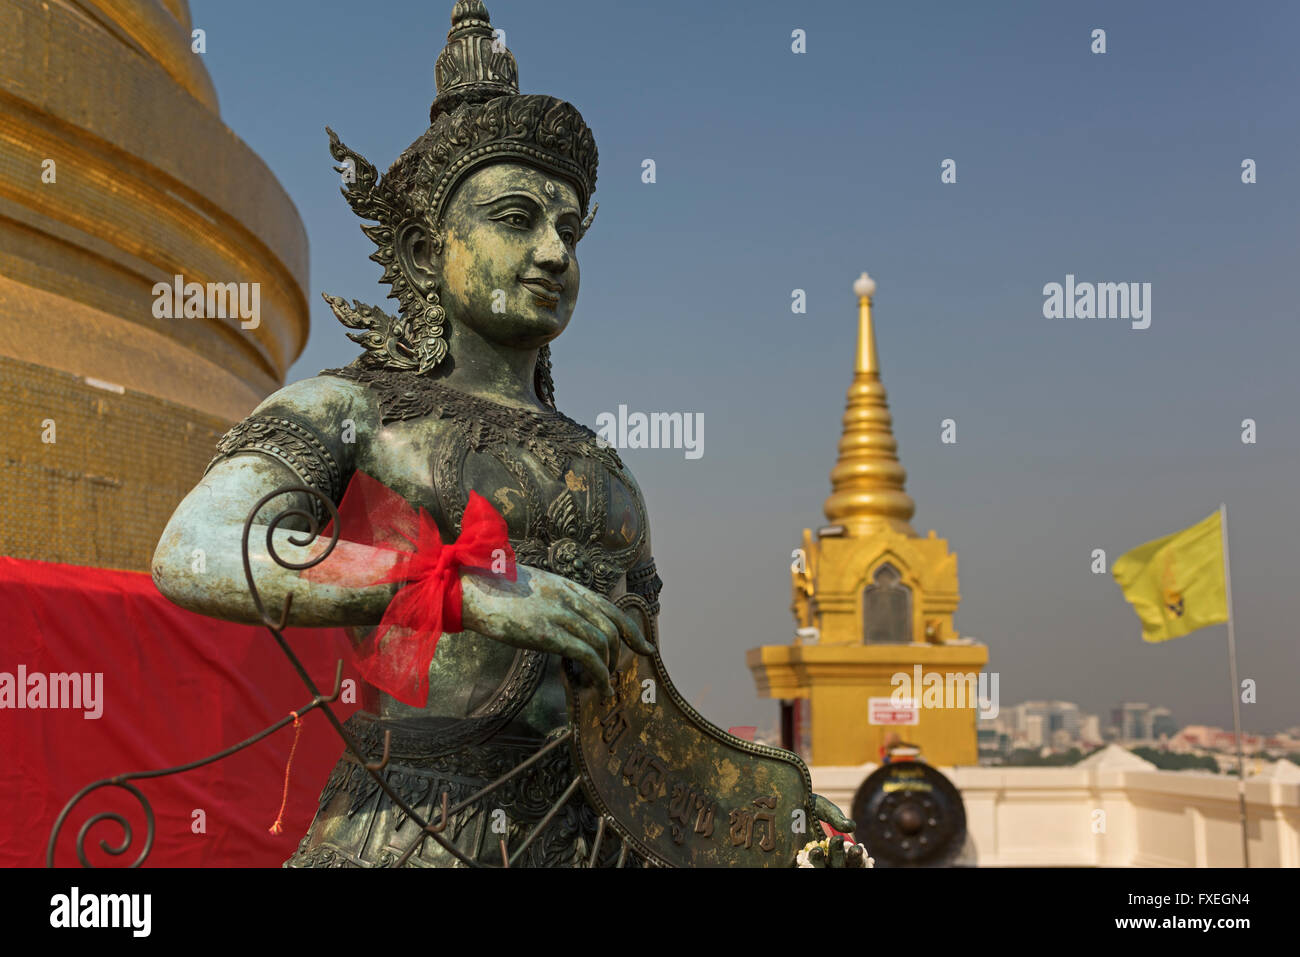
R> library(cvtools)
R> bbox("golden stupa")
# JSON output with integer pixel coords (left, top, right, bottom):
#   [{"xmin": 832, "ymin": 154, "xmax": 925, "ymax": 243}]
[
  {"xmin": 0, "ymin": 0, "xmax": 309, "ymax": 571},
  {"xmin": 748, "ymin": 273, "xmax": 988, "ymax": 767}
]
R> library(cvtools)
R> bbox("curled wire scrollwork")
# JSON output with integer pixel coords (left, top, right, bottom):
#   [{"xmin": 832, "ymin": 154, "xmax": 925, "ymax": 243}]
[
  {"xmin": 45, "ymin": 660, "xmax": 346, "ymax": 867},
  {"xmin": 242, "ymin": 485, "xmax": 342, "ymax": 625},
  {"xmin": 53, "ymin": 781, "xmax": 154, "ymax": 869}
]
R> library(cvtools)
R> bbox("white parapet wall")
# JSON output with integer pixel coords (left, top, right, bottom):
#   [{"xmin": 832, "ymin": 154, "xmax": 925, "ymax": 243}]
[{"xmin": 812, "ymin": 747, "xmax": 1300, "ymax": 867}]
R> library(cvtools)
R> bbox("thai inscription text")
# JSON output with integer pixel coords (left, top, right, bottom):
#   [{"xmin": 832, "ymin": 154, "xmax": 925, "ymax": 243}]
[
  {"xmin": 728, "ymin": 796, "xmax": 778, "ymax": 852},
  {"xmin": 595, "ymin": 669, "xmax": 780, "ymax": 856}
]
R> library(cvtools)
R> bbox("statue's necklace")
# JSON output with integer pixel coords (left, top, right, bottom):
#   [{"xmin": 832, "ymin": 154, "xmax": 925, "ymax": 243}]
[{"xmin": 321, "ymin": 365, "xmax": 626, "ymax": 480}]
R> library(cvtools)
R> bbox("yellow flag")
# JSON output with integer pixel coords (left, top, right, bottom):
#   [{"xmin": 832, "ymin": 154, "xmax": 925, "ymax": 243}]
[{"xmin": 1112, "ymin": 511, "xmax": 1228, "ymax": 643}]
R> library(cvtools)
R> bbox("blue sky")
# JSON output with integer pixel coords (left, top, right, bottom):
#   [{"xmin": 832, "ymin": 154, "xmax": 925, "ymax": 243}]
[{"xmin": 191, "ymin": 0, "xmax": 1300, "ymax": 737}]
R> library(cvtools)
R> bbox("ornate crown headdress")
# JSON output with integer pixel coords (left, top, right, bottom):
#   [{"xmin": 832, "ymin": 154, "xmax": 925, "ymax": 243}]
[{"xmin": 324, "ymin": 0, "xmax": 599, "ymax": 406}]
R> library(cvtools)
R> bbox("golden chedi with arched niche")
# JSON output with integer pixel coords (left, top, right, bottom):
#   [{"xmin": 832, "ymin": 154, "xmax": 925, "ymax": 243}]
[{"xmin": 748, "ymin": 273, "xmax": 987, "ymax": 768}]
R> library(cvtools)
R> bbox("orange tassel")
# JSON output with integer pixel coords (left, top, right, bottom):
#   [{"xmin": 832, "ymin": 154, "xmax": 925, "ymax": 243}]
[{"xmin": 269, "ymin": 712, "xmax": 303, "ymax": 836}]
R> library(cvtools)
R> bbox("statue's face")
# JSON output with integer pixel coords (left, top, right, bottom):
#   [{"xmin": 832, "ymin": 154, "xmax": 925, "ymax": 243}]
[{"xmin": 438, "ymin": 162, "xmax": 582, "ymax": 348}]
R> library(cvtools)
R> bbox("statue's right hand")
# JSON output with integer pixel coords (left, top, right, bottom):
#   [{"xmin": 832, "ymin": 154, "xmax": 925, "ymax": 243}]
[{"xmin": 459, "ymin": 563, "xmax": 653, "ymax": 695}]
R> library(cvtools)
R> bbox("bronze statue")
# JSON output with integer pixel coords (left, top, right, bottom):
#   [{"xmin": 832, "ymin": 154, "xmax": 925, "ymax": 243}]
[{"xmin": 152, "ymin": 0, "xmax": 863, "ymax": 867}]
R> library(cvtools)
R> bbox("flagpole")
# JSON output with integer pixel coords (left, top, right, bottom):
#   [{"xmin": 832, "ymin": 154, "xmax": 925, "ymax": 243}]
[{"xmin": 1220, "ymin": 503, "xmax": 1249, "ymax": 868}]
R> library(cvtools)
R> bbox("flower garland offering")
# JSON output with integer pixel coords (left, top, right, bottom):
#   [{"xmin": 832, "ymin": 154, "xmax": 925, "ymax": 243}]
[{"xmin": 796, "ymin": 837, "xmax": 875, "ymax": 868}]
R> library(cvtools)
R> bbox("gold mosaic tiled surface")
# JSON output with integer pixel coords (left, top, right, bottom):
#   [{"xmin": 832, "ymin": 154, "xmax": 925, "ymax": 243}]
[{"xmin": 0, "ymin": 356, "xmax": 230, "ymax": 571}]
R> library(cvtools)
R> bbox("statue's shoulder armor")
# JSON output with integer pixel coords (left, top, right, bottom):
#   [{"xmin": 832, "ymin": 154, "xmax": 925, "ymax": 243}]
[{"xmin": 206, "ymin": 374, "xmax": 376, "ymax": 523}]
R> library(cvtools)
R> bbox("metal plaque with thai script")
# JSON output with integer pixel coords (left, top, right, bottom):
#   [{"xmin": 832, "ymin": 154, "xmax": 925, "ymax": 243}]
[{"xmin": 565, "ymin": 594, "xmax": 817, "ymax": 867}]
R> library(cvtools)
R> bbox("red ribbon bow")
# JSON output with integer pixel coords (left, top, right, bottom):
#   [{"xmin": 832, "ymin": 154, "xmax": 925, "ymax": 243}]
[{"xmin": 306, "ymin": 471, "xmax": 516, "ymax": 706}]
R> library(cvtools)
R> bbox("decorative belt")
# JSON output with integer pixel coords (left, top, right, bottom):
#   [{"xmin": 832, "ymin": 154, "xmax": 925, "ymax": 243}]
[{"xmin": 337, "ymin": 709, "xmax": 556, "ymax": 769}]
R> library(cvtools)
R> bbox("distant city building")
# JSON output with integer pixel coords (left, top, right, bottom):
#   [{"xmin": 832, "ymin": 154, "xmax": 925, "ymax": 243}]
[
  {"xmin": 1006, "ymin": 701, "xmax": 1084, "ymax": 750},
  {"xmin": 1120, "ymin": 703, "xmax": 1150, "ymax": 743},
  {"xmin": 977, "ymin": 727, "xmax": 1010, "ymax": 753},
  {"xmin": 1149, "ymin": 707, "xmax": 1178, "ymax": 741},
  {"xmin": 1081, "ymin": 714, "xmax": 1102, "ymax": 747},
  {"xmin": 979, "ymin": 694, "xmax": 1300, "ymax": 766},
  {"xmin": 1171, "ymin": 725, "xmax": 1296, "ymax": 755},
  {"xmin": 1025, "ymin": 714, "xmax": 1046, "ymax": 749}
]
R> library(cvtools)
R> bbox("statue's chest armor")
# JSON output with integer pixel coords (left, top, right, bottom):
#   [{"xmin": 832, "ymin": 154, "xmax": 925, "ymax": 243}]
[
  {"xmin": 352, "ymin": 372, "xmax": 645, "ymax": 596},
  {"xmin": 456, "ymin": 444, "xmax": 643, "ymax": 577},
  {"xmin": 422, "ymin": 426, "xmax": 644, "ymax": 595}
]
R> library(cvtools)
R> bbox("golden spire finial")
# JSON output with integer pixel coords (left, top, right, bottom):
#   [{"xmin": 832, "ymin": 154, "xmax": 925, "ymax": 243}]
[
  {"xmin": 823, "ymin": 272, "xmax": 917, "ymax": 535},
  {"xmin": 853, "ymin": 272, "xmax": 878, "ymax": 373}
]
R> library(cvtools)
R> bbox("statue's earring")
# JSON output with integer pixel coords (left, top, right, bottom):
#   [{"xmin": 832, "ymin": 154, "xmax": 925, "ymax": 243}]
[
  {"xmin": 408, "ymin": 286, "xmax": 448, "ymax": 374},
  {"xmin": 384, "ymin": 222, "xmax": 448, "ymax": 374},
  {"xmin": 411, "ymin": 230, "xmax": 448, "ymax": 373}
]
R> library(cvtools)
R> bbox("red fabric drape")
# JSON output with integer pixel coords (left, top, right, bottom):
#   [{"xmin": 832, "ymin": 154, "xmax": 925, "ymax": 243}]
[{"xmin": 0, "ymin": 556, "xmax": 360, "ymax": 867}]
